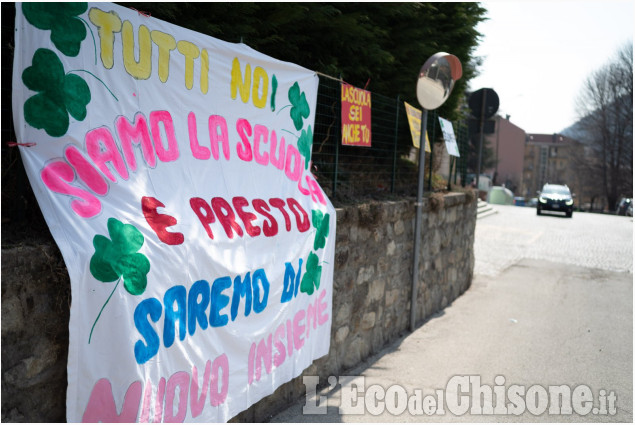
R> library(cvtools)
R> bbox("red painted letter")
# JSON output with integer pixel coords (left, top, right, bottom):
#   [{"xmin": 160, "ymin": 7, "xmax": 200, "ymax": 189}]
[{"xmin": 142, "ymin": 196, "xmax": 184, "ymax": 245}]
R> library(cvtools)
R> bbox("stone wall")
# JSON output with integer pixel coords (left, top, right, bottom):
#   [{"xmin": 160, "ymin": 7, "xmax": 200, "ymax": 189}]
[
  {"xmin": 1, "ymin": 192, "xmax": 477, "ymax": 422},
  {"xmin": 1, "ymin": 244, "xmax": 71, "ymax": 422},
  {"xmin": 234, "ymin": 191, "xmax": 477, "ymax": 421}
]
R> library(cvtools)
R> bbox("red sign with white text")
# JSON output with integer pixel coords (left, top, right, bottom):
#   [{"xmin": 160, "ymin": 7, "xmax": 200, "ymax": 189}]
[{"xmin": 341, "ymin": 83, "xmax": 371, "ymax": 147}]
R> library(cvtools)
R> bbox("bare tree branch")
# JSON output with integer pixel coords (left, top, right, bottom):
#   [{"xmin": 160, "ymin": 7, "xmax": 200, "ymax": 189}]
[{"xmin": 572, "ymin": 42, "xmax": 633, "ymax": 211}]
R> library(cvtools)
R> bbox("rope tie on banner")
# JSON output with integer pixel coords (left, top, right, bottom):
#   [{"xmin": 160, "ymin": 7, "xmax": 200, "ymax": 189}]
[
  {"xmin": 6, "ymin": 141, "xmax": 37, "ymax": 147},
  {"xmin": 315, "ymin": 71, "xmax": 344, "ymax": 83},
  {"xmin": 130, "ymin": 8, "xmax": 151, "ymax": 18}
]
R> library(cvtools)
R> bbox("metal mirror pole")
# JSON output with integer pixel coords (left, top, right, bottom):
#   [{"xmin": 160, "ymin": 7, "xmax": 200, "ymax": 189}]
[
  {"xmin": 410, "ymin": 108, "xmax": 428, "ymax": 332},
  {"xmin": 410, "ymin": 52, "xmax": 462, "ymax": 332}
]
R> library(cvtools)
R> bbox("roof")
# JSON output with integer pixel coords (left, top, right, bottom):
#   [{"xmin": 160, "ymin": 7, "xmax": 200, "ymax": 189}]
[{"xmin": 526, "ymin": 133, "xmax": 577, "ymax": 145}]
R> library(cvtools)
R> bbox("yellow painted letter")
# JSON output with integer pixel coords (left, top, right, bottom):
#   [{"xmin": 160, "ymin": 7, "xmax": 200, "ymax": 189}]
[
  {"xmin": 122, "ymin": 22, "xmax": 152, "ymax": 80},
  {"xmin": 252, "ymin": 66, "xmax": 269, "ymax": 109},
  {"xmin": 151, "ymin": 31, "xmax": 176, "ymax": 83},
  {"xmin": 200, "ymin": 49, "xmax": 209, "ymax": 95},
  {"xmin": 230, "ymin": 58, "xmax": 251, "ymax": 103},
  {"xmin": 88, "ymin": 8, "xmax": 122, "ymax": 69},
  {"xmin": 177, "ymin": 41, "xmax": 200, "ymax": 90}
]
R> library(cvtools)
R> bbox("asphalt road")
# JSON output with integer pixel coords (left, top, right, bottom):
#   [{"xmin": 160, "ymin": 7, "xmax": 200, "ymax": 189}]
[
  {"xmin": 271, "ymin": 206, "xmax": 633, "ymax": 422},
  {"xmin": 475, "ymin": 205, "xmax": 633, "ymax": 277}
]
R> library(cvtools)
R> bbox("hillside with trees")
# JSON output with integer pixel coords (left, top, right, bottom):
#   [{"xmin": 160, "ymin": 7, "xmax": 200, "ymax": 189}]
[{"xmin": 563, "ymin": 42, "xmax": 633, "ymax": 211}]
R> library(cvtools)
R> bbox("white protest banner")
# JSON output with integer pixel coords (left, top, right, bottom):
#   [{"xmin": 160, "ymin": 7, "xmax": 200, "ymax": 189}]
[
  {"xmin": 12, "ymin": 3, "xmax": 335, "ymax": 422},
  {"xmin": 438, "ymin": 117, "xmax": 460, "ymax": 157}
]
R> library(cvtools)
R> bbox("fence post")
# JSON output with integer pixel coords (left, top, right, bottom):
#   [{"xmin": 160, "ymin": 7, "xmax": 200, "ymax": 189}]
[
  {"xmin": 391, "ymin": 95, "xmax": 401, "ymax": 193},
  {"xmin": 447, "ymin": 157, "xmax": 454, "ymax": 191},
  {"xmin": 427, "ymin": 111, "xmax": 436, "ymax": 191},
  {"xmin": 456, "ymin": 122, "xmax": 463, "ymax": 185},
  {"xmin": 333, "ymin": 135, "xmax": 339, "ymax": 196},
  {"xmin": 459, "ymin": 121, "xmax": 467, "ymax": 186},
  {"xmin": 332, "ymin": 77, "xmax": 341, "ymax": 196}
]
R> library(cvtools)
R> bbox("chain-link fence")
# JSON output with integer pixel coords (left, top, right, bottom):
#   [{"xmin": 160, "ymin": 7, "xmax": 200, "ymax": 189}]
[{"xmin": 311, "ymin": 75, "xmax": 471, "ymax": 204}]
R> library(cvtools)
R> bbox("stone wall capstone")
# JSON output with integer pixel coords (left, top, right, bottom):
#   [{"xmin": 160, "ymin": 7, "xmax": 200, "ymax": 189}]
[{"xmin": 1, "ymin": 191, "xmax": 477, "ymax": 422}]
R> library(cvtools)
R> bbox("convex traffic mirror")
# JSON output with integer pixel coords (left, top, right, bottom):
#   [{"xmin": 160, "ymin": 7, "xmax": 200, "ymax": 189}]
[{"xmin": 416, "ymin": 52, "xmax": 462, "ymax": 110}]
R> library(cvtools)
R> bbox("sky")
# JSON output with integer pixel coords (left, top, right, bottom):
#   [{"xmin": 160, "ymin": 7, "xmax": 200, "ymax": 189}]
[{"xmin": 468, "ymin": 0, "xmax": 634, "ymax": 135}]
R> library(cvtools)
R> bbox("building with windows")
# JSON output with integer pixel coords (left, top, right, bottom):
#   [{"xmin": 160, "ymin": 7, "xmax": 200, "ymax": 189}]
[
  {"xmin": 521, "ymin": 133, "xmax": 577, "ymax": 199},
  {"xmin": 480, "ymin": 115, "xmax": 526, "ymax": 194}
]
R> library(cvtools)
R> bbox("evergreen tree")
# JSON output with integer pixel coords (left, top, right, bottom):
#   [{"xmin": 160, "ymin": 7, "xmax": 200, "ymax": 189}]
[{"xmin": 124, "ymin": 2, "xmax": 487, "ymax": 155}]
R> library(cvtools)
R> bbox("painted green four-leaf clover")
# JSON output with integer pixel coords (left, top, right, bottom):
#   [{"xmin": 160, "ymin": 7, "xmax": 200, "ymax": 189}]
[
  {"xmin": 22, "ymin": 48, "xmax": 91, "ymax": 137},
  {"xmin": 89, "ymin": 218, "xmax": 150, "ymax": 343},
  {"xmin": 301, "ymin": 210, "xmax": 330, "ymax": 295},
  {"xmin": 288, "ymin": 82, "xmax": 310, "ymax": 131},
  {"xmin": 311, "ymin": 209, "xmax": 330, "ymax": 251},
  {"xmin": 300, "ymin": 252, "xmax": 322, "ymax": 296},
  {"xmin": 298, "ymin": 125, "xmax": 313, "ymax": 170},
  {"xmin": 279, "ymin": 80, "xmax": 313, "ymax": 168},
  {"xmin": 23, "ymin": 2, "xmax": 88, "ymax": 57},
  {"xmin": 90, "ymin": 218, "xmax": 150, "ymax": 293}
]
